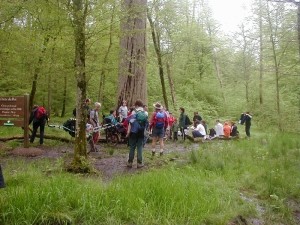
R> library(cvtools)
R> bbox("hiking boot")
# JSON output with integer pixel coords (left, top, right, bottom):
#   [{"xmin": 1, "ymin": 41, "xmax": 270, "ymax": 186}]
[
  {"xmin": 137, "ymin": 163, "xmax": 144, "ymax": 168},
  {"xmin": 160, "ymin": 152, "xmax": 164, "ymax": 156},
  {"xmin": 127, "ymin": 162, "xmax": 133, "ymax": 168},
  {"xmin": 151, "ymin": 151, "xmax": 155, "ymax": 156}
]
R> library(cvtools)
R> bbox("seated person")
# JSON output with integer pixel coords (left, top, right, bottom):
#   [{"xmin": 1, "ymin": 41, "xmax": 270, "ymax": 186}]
[
  {"xmin": 230, "ymin": 122, "xmax": 239, "ymax": 137},
  {"xmin": 192, "ymin": 120, "xmax": 206, "ymax": 138},
  {"xmin": 208, "ymin": 128, "xmax": 216, "ymax": 139},
  {"xmin": 223, "ymin": 122, "xmax": 231, "ymax": 138},
  {"xmin": 105, "ymin": 110, "xmax": 118, "ymax": 125},
  {"xmin": 215, "ymin": 120, "xmax": 224, "ymax": 137}
]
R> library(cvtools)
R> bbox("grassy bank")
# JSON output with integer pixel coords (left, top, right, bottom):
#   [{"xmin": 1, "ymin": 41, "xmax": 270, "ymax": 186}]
[{"xmin": 0, "ymin": 133, "xmax": 299, "ymax": 224}]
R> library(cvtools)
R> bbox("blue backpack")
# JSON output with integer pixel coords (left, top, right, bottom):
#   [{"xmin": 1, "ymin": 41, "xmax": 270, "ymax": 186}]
[
  {"xmin": 129, "ymin": 111, "xmax": 148, "ymax": 134},
  {"xmin": 155, "ymin": 111, "xmax": 165, "ymax": 129}
]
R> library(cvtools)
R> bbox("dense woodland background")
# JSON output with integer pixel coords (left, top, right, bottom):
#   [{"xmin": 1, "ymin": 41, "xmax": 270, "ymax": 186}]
[{"xmin": 0, "ymin": 0, "xmax": 299, "ymax": 132}]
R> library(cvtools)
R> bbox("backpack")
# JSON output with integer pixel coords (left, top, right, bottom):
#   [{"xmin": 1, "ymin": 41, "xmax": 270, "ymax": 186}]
[
  {"xmin": 130, "ymin": 111, "xmax": 148, "ymax": 134},
  {"xmin": 185, "ymin": 115, "xmax": 192, "ymax": 126},
  {"xmin": 35, "ymin": 106, "xmax": 47, "ymax": 120},
  {"xmin": 63, "ymin": 118, "xmax": 76, "ymax": 137},
  {"xmin": 155, "ymin": 111, "xmax": 165, "ymax": 129},
  {"xmin": 136, "ymin": 110, "xmax": 147, "ymax": 125}
]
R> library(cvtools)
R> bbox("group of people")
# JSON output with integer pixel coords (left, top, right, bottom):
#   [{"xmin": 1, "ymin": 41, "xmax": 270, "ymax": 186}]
[
  {"xmin": 190, "ymin": 112, "xmax": 252, "ymax": 140},
  {"xmin": 29, "ymin": 98, "xmax": 252, "ymax": 169}
]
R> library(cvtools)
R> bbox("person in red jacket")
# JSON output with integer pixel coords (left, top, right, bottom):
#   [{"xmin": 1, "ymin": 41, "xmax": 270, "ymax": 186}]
[
  {"xmin": 149, "ymin": 102, "xmax": 168, "ymax": 156},
  {"xmin": 223, "ymin": 122, "xmax": 231, "ymax": 138}
]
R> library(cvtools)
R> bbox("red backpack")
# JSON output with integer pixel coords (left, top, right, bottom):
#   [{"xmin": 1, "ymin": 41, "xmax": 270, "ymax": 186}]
[{"xmin": 35, "ymin": 106, "xmax": 47, "ymax": 120}]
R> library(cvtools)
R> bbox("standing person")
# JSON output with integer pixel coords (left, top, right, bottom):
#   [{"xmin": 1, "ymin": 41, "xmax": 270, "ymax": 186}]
[
  {"xmin": 89, "ymin": 102, "xmax": 101, "ymax": 151},
  {"xmin": 241, "ymin": 112, "xmax": 252, "ymax": 137},
  {"xmin": 126, "ymin": 100, "xmax": 148, "ymax": 168},
  {"xmin": 168, "ymin": 112, "xmax": 176, "ymax": 128},
  {"xmin": 171, "ymin": 118, "xmax": 179, "ymax": 141},
  {"xmin": 84, "ymin": 98, "xmax": 92, "ymax": 118},
  {"xmin": 142, "ymin": 104, "xmax": 149, "ymax": 146},
  {"xmin": 29, "ymin": 105, "xmax": 49, "ymax": 145},
  {"xmin": 150, "ymin": 102, "xmax": 168, "ymax": 156},
  {"xmin": 215, "ymin": 120, "xmax": 224, "ymax": 137},
  {"xmin": 118, "ymin": 100, "xmax": 128, "ymax": 122},
  {"xmin": 168, "ymin": 112, "xmax": 176, "ymax": 139},
  {"xmin": 178, "ymin": 107, "xmax": 189, "ymax": 140}
]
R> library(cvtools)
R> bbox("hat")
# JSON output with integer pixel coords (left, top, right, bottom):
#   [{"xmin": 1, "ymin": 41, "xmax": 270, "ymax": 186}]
[{"xmin": 153, "ymin": 102, "xmax": 163, "ymax": 110}]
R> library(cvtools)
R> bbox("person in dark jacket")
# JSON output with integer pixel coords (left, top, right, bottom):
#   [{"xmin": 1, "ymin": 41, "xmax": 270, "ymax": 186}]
[
  {"xmin": 230, "ymin": 122, "xmax": 239, "ymax": 137},
  {"xmin": 240, "ymin": 112, "xmax": 252, "ymax": 137},
  {"xmin": 193, "ymin": 112, "xmax": 202, "ymax": 126},
  {"xmin": 178, "ymin": 107, "xmax": 187, "ymax": 140},
  {"xmin": 29, "ymin": 105, "xmax": 49, "ymax": 145}
]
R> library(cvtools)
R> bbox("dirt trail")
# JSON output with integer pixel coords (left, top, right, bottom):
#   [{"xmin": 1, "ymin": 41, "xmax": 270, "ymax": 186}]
[{"xmin": 5, "ymin": 141, "xmax": 198, "ymax": 180}]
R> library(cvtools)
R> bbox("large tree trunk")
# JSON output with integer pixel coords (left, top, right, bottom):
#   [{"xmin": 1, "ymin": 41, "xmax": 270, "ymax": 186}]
[
  {"xmin": 117, "ymin": 0, "xmax": 147, "ymax": 107},
  {"xmin": 147, "ymin": 11, "xmax": 168, "ymax": 109},
  {"xmin": 72, "ymin": 0, "xmax": 89, "ymax": 171}
]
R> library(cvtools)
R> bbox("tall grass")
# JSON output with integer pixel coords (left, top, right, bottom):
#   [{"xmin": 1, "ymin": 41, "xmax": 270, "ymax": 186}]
[{"xmin": 0, "ymin": 133, "xmax": 299, "ymax": 224}]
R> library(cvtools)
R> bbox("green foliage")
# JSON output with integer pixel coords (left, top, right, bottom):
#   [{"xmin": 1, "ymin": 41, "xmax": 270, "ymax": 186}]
[
  {"xmin": 0, "ymin": 0, "xmax": 299, "ymax": 131},
  {"xmin": 1, "ymin": 133, "xmax": 299, "ymax": 224}
]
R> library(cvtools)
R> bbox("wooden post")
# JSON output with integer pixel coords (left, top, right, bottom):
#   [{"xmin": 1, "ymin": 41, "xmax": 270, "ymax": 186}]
[{"xmin": 23, "ymin": 94, "xmax": 29, "ymax": 148}]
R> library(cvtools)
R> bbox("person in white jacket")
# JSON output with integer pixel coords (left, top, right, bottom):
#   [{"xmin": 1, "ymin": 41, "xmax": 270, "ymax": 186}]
[
  {"xmin": 215, "ymin": 120, "xmax": 224, "ymax": 137},
  {"xmin": 192, "ymin": 120, "xmax": 206, "ymax": 138}
]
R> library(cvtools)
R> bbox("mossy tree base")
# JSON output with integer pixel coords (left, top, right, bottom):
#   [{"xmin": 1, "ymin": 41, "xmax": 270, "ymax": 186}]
[{"xmin": 65, "ymin": 157, "xmax": 92, "ymax": 174}]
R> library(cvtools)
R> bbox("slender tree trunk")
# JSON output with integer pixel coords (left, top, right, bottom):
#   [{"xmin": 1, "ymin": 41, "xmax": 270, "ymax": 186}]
[
  {"xmin": 29, "ymin": 36, "xmax": 49, "ymax": 110},
  {"xmin": 241, "ymin": 25, "xmax": 250, "ymax": 104},
  {"xmin": 269, "ymin": 0, "xmax": 300, "ymax": 118},
  {"xmin": 166, "ymin": 60, "xmax": 176, "ymax": 111},
  {"xmin": 207, "ymin": 25, "xmax": 226, "ymax": 109},
  {"xmin": 267, "ymin": 2, "xmax": 282, "ymax": 130},
  {"xmin": 259, "ymin": 0, "xmax": 264, "ymax": 105},
  {"xmin": 61, "ymin": 75, "xmax": 67, "ymax": 117},
  {"xmin": 117, "ymin": 0, "xmax": 147, "ymax": 107},
  {"xmin": 297, "ymin": 3, "xmax": 300, "ymax": 118},
  {"xmin": 98, "ymin": 3, "xmax": 115, "ymax": 103},
  {"xmin": 147, "ymin": 11, "xmax": 168, "ymax": 109},
  {"xmin": 47, "ymin": 44, "xmax": 56, "ymax": 117},
  {"xmin": 72, "ymin": 0, "xmax": 89, "ymax": 170}
]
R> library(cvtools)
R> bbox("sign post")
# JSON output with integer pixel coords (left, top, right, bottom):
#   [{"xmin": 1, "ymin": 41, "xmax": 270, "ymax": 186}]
[
  {"xmin": 0, "ymin": 94, "xmax": 30, "ymax": 148},
  {"xmin": 23, "ymin": 94, "xmax": 29, "ymax": 148}
]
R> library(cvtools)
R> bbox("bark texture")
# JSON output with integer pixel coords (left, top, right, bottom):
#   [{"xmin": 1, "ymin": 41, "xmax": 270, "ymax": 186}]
[{"xmin": 117, "ymin": 0, "xmax": 147, "ymax": 107}]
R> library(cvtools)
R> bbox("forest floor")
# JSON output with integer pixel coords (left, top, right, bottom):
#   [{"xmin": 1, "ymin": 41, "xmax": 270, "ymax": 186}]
[{"xmin": 4, "ymin": 139, "xmax": 196, "ymax": 181}]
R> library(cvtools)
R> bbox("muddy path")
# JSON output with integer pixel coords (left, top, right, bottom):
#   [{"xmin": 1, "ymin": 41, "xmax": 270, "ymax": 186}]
[{"xmin": 3, "ymin": 140, "xmax": 198, "ymax": 180}]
